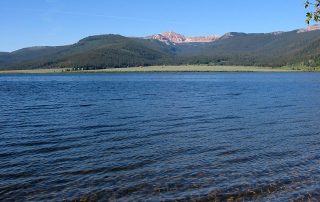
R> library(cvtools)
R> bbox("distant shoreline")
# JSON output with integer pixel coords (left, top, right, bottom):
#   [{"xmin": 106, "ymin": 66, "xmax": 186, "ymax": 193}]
[{"xmin": 0, "ymin": 65, "xmax": 318, "ymax": 74}]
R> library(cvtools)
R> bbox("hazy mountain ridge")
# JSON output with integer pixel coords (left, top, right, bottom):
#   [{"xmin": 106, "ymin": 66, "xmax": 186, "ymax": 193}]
[
  {"xmin": 146, "ymin": 24, "xmax": 320, "ymax": 44},
  {"xmin": 1, "ymin": 25, "xmax": 320, "ymax": 70},
  {"xmin": 297, "ymin": 24, "xmax": 320, "ymax": 33}
]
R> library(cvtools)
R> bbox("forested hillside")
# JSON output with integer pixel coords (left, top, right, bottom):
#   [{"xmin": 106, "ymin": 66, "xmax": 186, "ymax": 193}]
[{"xmin": 1, "ymin": 28, "xmax": 320, "ymax": 70}]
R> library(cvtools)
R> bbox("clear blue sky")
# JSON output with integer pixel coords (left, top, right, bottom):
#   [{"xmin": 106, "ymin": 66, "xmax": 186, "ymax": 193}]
[{"xmin": 0, "ymin": 0, "xmax": 311, "ymax": 52}]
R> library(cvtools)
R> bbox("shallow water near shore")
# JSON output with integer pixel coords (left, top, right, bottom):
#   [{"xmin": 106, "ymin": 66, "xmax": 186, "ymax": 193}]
[{"xmin": 1, "ymin": 72, "xmax": 320, "ymax": 201}]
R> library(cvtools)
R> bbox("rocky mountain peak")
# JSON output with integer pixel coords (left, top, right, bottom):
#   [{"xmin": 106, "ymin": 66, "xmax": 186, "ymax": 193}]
[
  {"xmin": 146, "ymin": 32, "xmax": 220, "ymax": 44},
  {"xmin": 160, "ymin": 32, "xmax": 187, "ymax": 43}
]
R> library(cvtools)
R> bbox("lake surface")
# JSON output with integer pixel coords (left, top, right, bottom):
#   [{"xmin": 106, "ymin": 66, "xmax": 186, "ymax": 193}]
[{"xmin": 1, "ymin": 73, "xmax": 320, "ymax": 201}]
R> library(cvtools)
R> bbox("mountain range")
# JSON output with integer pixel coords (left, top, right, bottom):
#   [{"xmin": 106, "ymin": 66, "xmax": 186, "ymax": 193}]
[{"xmin": 1, "ymin": 25, "xmax": 320, "ymax": 70}]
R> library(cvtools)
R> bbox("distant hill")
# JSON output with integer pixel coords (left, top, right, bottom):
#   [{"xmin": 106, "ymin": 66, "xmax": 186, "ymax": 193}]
[
  {"xmin": 1, "ymin": 25, "xmax": 320, "ymax": 70},
  {"xmin": 0, "ymin": 35, "xmax": 176, "ymax": 70}
]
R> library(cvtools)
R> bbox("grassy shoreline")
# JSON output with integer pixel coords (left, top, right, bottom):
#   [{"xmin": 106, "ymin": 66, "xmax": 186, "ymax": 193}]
[{"xmin": 0, "ymin": 65, "xmax": 318, "ymax": 74}]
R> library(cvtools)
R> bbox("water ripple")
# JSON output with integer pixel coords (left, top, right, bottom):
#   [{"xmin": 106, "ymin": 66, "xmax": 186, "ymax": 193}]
[{"xmin": 1, "ymin": 73, "xmax": 320, "ymax": 201}]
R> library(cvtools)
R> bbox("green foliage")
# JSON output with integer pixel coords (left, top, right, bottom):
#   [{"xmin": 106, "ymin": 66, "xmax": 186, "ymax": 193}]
[{"xmin": 305, "ymin": 0, "xmax": 320, "ymax": 24}]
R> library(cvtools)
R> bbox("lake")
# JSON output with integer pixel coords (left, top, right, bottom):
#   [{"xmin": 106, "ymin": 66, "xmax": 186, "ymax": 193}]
[{"xmin": 1, "ymin": 73, "xmax": 320, "ymax": 201}]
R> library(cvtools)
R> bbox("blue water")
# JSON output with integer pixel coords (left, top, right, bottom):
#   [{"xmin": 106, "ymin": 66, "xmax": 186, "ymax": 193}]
[{"xmin": 1, "ymin": 73, "xmax": 320, "ymax": 201}]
